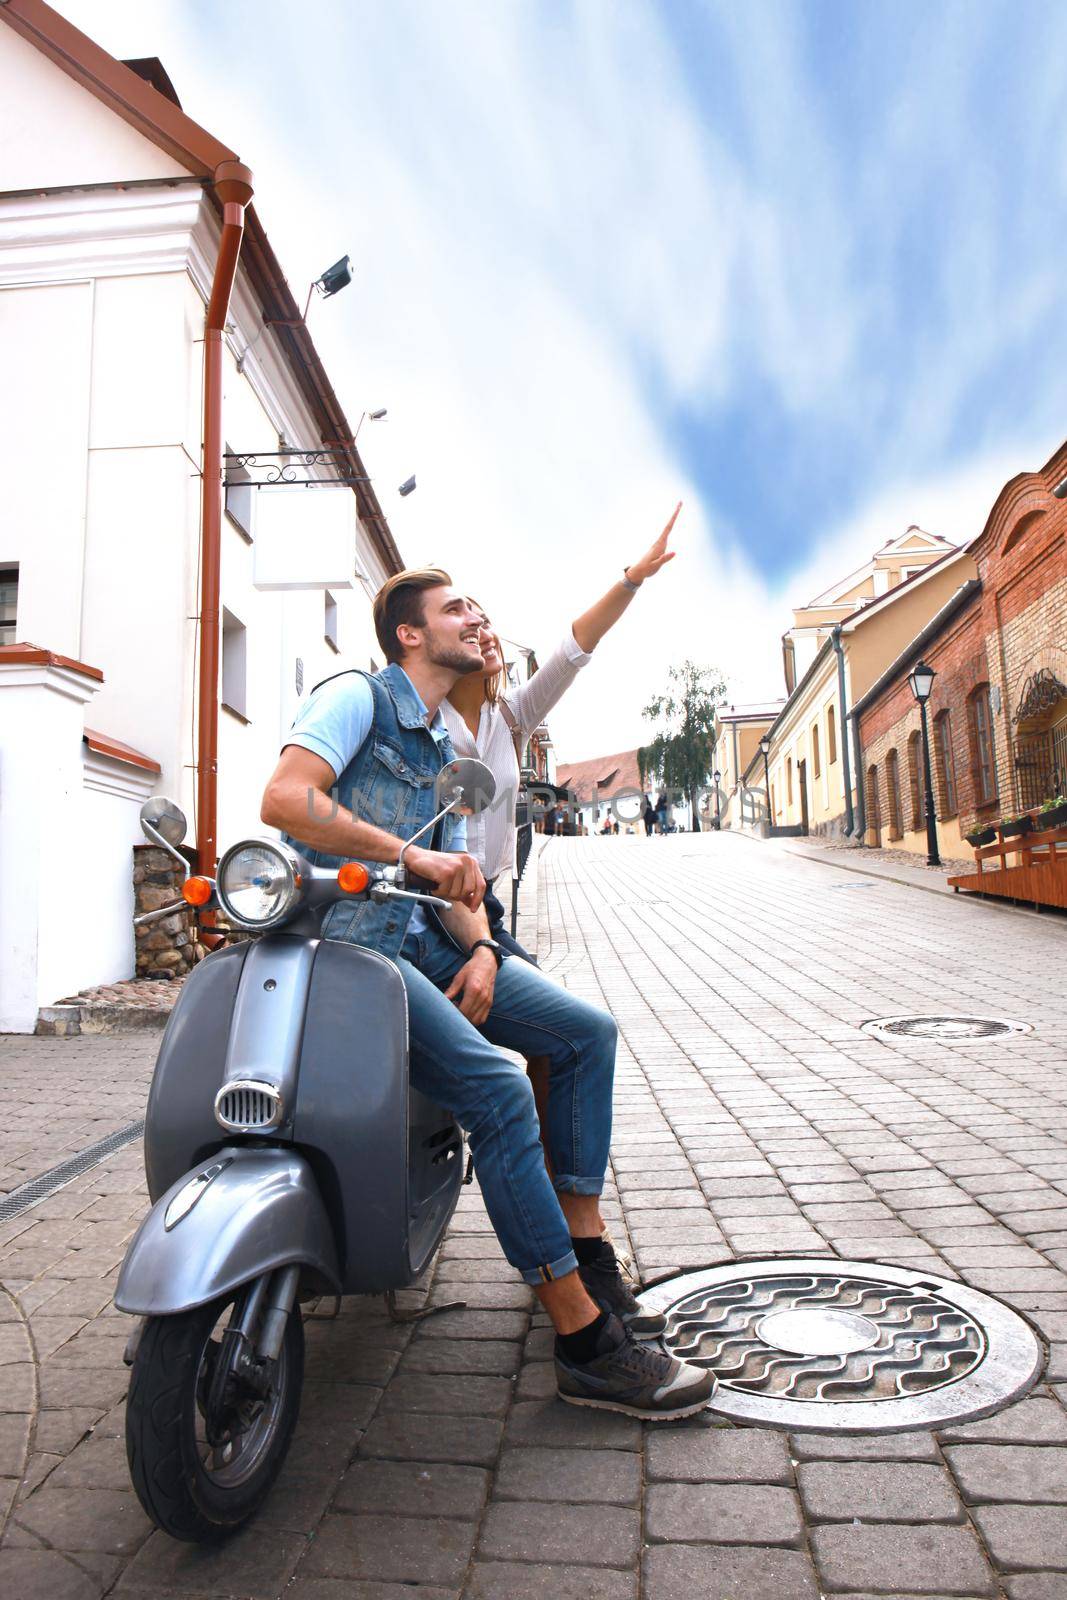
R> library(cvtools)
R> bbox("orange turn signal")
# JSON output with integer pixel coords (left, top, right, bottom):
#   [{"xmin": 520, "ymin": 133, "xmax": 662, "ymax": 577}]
[
  {"xmin": 182, "ymin": 876, "xmax": 213, "ymax": 907},
  {"xmin": 338, "ymin": 862, "xmax": 370, "ymax": 895}
]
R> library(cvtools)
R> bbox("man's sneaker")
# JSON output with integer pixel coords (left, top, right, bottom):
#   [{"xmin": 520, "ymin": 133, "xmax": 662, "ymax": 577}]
[
  {"xmin": 556, "ymin": 1314, "xmax": 716, "ymax": 1420},
  {"xmin": 579, "ymin": 1241, "xmax": 666, "ymax": 1339}
]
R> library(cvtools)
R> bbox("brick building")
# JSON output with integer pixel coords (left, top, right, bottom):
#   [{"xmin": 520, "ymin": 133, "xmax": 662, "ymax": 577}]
[{"xmin": 854, "ymin": 443, "xmax": 1067, "ymax": 859}]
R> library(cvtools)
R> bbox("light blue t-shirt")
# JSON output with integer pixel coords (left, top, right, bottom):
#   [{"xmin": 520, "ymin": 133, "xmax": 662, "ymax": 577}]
[{"xmin": 285, "ymin": 669, "xmax": 465, "ymax": 937}]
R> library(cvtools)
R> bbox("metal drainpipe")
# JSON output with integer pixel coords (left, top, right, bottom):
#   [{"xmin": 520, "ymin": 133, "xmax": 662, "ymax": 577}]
[
  {"xmin": 830, "ymin": 625, "xmax": 855, "ymax": 837},
  {"xmin": 850, "ymin": 709, "xmax": 866, "ymax": 843},
  {"xmin": 197, "ymin": 161, "xmax": 254, "ymax": 876}
]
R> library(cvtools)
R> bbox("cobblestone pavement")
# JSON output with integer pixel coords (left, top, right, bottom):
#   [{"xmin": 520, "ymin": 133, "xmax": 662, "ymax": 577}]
[{"xmin": 2, "ymin": 830, "xmax": 1067, "ymax": 1598}]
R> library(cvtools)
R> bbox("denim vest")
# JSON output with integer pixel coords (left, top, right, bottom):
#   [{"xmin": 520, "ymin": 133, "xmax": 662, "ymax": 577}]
[{"xmin": 284, "ymin": 664, "xmax": 460, "ymax": 961}]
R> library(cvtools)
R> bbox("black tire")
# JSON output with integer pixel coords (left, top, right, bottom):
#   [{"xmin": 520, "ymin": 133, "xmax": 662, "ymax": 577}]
[{"xmin": 126, "ymin": 1293, "xmax": 304, "ymax": 1542}]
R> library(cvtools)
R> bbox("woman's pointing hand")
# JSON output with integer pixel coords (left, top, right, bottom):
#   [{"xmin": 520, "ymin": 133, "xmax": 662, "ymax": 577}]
[{"xmin": 626, "ymin": 501, "xmax": 681, "ymax": 586}]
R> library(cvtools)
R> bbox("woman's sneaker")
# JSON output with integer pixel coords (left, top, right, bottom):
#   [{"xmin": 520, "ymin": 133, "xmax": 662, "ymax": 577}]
[
  {"xmin": 600, "ymin": 1223, "xmax": 638, "ymax": 1285},
  {"xmin": 555, "ymin": 1314, "xmax": 716, "ymax": 1419},
  {"xmin": 579, "ymin": 1240, "xmax": 666, "ymax": 1339}
]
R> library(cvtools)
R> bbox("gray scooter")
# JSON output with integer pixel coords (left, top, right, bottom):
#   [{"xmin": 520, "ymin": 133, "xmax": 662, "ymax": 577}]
[{"xmin": 115, "ymin": 759, "xmax": 496, "ymax": 1541}]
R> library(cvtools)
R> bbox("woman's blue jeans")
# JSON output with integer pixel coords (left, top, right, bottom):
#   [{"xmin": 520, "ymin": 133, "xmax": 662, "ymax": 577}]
[{"xmin": 397, "ymin": 923, "xmax": 617, "ymax": 1285}]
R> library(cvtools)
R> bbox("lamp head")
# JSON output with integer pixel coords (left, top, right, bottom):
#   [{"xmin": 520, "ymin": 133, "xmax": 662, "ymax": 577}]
[
  {"xmin": 908, "ymin": 659, "xmax": 936, "ymax": 703},
  {"xmin": 317, "ymin": 255, "xmax": 353, "ymax": 297},
  {"xmin": 713, "ymin": 769, "xmax": 721, "ymax": 783},
  {"xmin": 368, "ymin": 407, "xmax": 387, "ymax": 420},
  {"xmin": 759, "ymin": 735, "xmax": 771, "ymax": 756},
  {"xmin": 398, "ymin": 475, "xmax": 417, "ymax": 497}
]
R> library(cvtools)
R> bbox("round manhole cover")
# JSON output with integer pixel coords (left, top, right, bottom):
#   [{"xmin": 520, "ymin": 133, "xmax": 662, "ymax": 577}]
[
  {"xmin": 640, "ymin": 1259, "xmax": 1043, "ymax": 1432},
  {"xmin": 861, "ymin": 1014, "xmax": 1032, "ymax": 1042}
]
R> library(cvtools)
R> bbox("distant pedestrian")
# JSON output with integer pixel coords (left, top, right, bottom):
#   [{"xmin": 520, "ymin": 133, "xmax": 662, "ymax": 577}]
[
  {"xmin": 643, "ymin": 795, "xmax": 656, "ymax": 837},
  {"xmin": 655, "ymin": 790, "xmax": 669, "ymax": 835}
]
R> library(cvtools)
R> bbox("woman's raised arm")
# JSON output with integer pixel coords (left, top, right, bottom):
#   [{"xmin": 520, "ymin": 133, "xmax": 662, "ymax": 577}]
[
  {"xmin": 503, "ymin": 502, "xmax": 682, "ymax": 737},
  {"xmin": 571, "ymin": 502, "xmax": 680, "ymax": 653}
]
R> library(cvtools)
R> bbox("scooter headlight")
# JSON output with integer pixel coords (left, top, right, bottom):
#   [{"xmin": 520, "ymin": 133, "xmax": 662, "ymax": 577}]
[{"xmin": 216, "ymin": 839, "xmax": 306, "ymax": 929}]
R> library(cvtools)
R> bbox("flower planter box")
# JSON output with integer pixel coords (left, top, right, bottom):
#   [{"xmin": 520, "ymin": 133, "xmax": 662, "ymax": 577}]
[
  {"xmin": 966, "ymin": 828, "xmax": 996, "ymax": 848},
  {"xmin": 1000, "ymin": 815, "xmax": 1034, "ymax": 838},
  {"xmin": 1039, "ymin": 803, "xmax": 1067, "ymax": 830}
]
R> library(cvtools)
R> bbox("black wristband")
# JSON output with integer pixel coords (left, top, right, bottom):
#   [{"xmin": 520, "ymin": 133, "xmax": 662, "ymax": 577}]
[{"xmin": 470, "ymin": 938, "xmax": 504, "ymax": 969}]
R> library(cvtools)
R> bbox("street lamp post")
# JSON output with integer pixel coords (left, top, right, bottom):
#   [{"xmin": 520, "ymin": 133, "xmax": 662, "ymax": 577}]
[
  {"xmin": 759, "ymin": 735, "xmax": 772, "ymax": 832},
  {"xmin": 712, "ymin": 770, "xmax": 722, "ymax": 830},
  {"xmin": 908, "ymin": 659, "xmax": 941, "ymax": 867}
]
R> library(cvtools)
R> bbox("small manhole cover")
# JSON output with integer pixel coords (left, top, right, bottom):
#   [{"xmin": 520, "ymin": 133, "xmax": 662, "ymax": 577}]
[
  {"xmin": 862, "ymin": 1015, "xmax": 1032, "ymax": 1042},
  {"xmin": 640, "ymin": 1259, "xmax": 1043, "ymax": 1432}
]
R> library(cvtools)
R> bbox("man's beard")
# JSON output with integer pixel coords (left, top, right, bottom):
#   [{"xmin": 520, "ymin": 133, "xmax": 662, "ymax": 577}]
[{"xmin": 424, "ymin": 628, "xmax": 484, "ymax": 676}]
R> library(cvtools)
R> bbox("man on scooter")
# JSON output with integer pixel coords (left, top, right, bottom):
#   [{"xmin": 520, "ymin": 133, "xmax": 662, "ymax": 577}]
[{"xmin": 261, "ymin": 569, "xmax": 715, "ymax": 1419}]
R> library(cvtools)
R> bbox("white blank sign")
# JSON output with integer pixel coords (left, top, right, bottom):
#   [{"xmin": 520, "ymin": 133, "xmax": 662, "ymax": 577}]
[{"xmin": 253, "ymin": 486, "xmax": 356, "ymax": 590}]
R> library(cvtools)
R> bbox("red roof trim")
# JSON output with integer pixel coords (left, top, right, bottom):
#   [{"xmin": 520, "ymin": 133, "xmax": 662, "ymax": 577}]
[
  {"xmin": 0, "ymin": 0, "xmax": 235, "ymax": 176},
  {"xmin": 0, "ymin": 642, "xmax": 104, "ymax": 681},
  {"xmin": 83, "ymin": 727, "xmax": 161, "ymax": 774}
]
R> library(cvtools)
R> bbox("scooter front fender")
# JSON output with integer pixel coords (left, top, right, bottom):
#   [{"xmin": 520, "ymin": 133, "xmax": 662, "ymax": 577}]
[{"xmin": 114, "ymin": 1146, "xmax": 341, "ymax": 1316}]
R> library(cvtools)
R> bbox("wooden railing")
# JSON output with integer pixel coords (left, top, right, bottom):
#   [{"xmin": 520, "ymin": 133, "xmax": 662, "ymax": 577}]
[{"xmin": 947, "ymin": 812, "xmax": 1067, "ymax": 908}]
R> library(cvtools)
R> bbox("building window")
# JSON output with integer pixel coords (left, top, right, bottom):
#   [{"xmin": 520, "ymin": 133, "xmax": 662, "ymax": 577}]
[
  {"xmin": 934, "ymin": 711, "xmax": 957, "ymax": 817},
  {"xmin": 827, "ymin": 704, "xmax": 837, "ymax": 764},
  {"xmin": 967, "ymin": 684, "xmax": 997, "ymax": 806},
  {"xmin": 886, "ymin": 749, "xmax": 902, "ymax": 839},
  {"xmin": 324, "ymin": 589, "xmax": 339, "ymax": 652},
  {"xmin": 222, "ymin": 607, "xmax": 248, "ymax": 721},
  {"xmin": 0, "ymin": 567, "xmax": 17, "ymax": 645},
  {"xmin": 786, "ymin": 757, "xmax": 793, "ymax": 804},
  {"xmin": 907, "ymin": 730, "xmax": 924, "ymax": 831},
  {"xmin": 224, "ymin": 447, "xmax": 253, "ymax": 542},
  {"xmin": 812, "ymin": 724, "xmax": 822, "ymax": 781}
]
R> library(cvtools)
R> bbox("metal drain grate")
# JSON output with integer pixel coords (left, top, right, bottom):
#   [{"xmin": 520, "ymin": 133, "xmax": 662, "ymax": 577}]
[
  {"xmin": 862, "ymin": 1014, "xmax": 1032, "ymax": 1042},
  {"xmin": 0, "ymin": 1119, "xmax": 144, "ymax": 1225},
  {"xmin": 640, "ymin": 1259, "xmax": 1043, "ymax": 1432}
]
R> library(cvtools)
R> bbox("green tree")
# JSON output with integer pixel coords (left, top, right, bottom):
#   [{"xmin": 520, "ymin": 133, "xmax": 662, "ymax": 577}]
[{"xmin": 639, "ymin": 660, "xmax": 727, "ymax": 832}]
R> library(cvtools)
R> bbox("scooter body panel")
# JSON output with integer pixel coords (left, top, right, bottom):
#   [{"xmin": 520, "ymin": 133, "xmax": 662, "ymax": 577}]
[
  {"xmin": 144, "ymin": 942, "xmax": 251, "ymax": 1201},
  {"xmin": 294, "ymin": 938, "xmax": 464, "ymax": 1294},
  {"xmin": 115, "ymin": 1146, "xmax": 340, "ymax": 1315}
]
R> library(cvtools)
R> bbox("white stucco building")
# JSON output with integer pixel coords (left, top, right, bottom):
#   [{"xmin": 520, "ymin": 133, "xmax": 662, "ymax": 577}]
[{"xmin": 0, "ymin": 2, "xmax": 404, "ymax": 1031}]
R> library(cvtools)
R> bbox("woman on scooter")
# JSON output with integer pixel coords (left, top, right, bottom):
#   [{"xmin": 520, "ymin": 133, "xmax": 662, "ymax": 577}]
[{"xmin": 440, "ymin": 500, "xmax": 681, "ymax": 959}]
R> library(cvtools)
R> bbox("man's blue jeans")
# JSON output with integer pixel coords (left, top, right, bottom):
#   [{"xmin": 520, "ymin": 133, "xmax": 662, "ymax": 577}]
[{"xmin": 398, "ymin": 922, "xmax": 617, "ymax": 1285}]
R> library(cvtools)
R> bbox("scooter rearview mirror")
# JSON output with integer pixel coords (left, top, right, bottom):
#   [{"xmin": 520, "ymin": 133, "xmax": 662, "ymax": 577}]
[
  {"xmin": 139, "ymin": 796, "xmax": 190, "ymax": 877},
  {"xmin": 435, "ymin": 758, "xmax": 497, "ymax": 817},
  {"xmin": 140, "ymin": 796, "xmax": 188, "ymax": 847}
]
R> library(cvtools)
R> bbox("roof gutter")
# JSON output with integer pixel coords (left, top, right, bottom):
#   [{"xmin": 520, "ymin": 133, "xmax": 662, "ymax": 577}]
[
  {"xmin": 830, "ymin": 625, "xmax": 855, "ymax": 836},
  {"xmin": 197, "ymin": 160, "xmax": 254, "ymax": 875},
  {"xmin": 850, "ymin": 708, "xmax": 866, "ymax": 844}
]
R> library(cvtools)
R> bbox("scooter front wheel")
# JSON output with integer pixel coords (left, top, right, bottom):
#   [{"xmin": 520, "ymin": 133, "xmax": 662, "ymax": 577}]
[{"xmin": 125, "ymin": 1288, "xmax": 304, "ymax": 1541}]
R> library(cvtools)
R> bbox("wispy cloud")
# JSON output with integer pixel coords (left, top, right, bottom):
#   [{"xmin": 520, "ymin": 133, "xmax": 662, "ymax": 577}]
[{"xmin": 55, "ymin": 0, "xmax": 1067, "ymax": 757}]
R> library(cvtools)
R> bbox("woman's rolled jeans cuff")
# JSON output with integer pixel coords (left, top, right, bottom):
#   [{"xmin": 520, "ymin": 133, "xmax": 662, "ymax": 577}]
[{"xmin": 520, "ymin": 1247, "xmax": 579, "ymax": 1287}]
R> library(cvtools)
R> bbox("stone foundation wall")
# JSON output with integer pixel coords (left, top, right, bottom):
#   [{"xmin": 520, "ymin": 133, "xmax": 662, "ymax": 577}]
[{"xmin": 133, "ymin": 844, "xmax": 202, "ymax": 979}]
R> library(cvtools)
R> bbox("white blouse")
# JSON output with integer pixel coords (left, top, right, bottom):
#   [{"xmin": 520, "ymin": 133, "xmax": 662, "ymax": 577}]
[{"xmin": 441, "ymin": 629, "xmax": 592, "ymax": 881}]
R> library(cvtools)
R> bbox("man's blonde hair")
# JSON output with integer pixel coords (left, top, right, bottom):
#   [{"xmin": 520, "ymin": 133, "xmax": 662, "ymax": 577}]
[{"xmin": 373, "ymin": 567, "xmax": 453, "ymax": 663}]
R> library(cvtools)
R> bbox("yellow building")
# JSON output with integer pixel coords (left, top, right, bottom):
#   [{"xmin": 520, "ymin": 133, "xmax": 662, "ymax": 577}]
[
  {"xmin": 736, "ymin": 531, "xmax": 977, "ymax": 836},
  {"xmin": 710, "ymin": 703, "xmax": 784, "ymax": 827}
]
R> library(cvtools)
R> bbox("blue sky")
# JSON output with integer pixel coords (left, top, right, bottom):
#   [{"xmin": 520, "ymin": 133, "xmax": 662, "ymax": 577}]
[{"xmin": 59, "ymin": 0, "xmax": 1067, "ymax": 755}]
